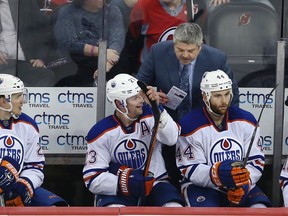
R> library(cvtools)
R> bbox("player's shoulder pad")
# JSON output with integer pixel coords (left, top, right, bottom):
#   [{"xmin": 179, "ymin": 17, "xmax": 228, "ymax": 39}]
[
  {"xmin": 180, "ymin": 107, "xmax": 209, "ymax": 136},
  {"xmin": 86, "ymin": 115, "xmax": 118, "ymax": 143},
  {"xmin": 228, "ymin": 106, "xmax": 257, "ymax": 125},
  {"xmin": 15, "ymin": 113, "xmax": 39, "ymax": 132}
]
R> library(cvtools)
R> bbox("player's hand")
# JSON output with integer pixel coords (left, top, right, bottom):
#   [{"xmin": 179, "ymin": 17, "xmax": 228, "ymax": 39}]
[
  {"xmin": 227, "ymin": 180, "xmax": 251, "ymax": 205},
  {"xmin": 141, "ymin": 86, "xmax": 160, "ymax": 106},
  {"xmin": 108, "ymin": 162, "xmax": 129, "ymax": 175},
  {"xmin": 0, "ymin": 156, "xmax": 20, "ymax": 193},
  {"xmin": 109, "ymin": 162, "xmax": 155, "ymax": 197},
  {"xmin": 118, "ymin": 167, "xmax": 155, "ymax": 197},
  {"xmin": 5, "ymin": 177, "xmax": 34, "ymax": 206},
  {"xmin": 210, "ymin": 160, "xmax": 250, "ymax": 188}
]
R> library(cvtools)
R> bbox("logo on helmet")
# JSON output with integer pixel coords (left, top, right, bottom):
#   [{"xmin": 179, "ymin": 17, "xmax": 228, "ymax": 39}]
[{"xmin": 111, "ymin": 81, "xmax": 116, "ymax": 88}]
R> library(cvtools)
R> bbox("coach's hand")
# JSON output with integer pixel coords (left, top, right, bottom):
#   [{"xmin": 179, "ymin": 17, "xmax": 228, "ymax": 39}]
[
  {"xmin": 227, "ymin": 180, "xmax": 251, "ymax": 205},
  {"xmin": 210, "ymin": 160, "xmax": 250, "ymax": 189},
  {"xmin": 0, "ymin": 156, "xmax": 20, "ymax": 193},
  {"xmin": 117, "ymin": 167, "xmax": 155, "ymax": 198}
]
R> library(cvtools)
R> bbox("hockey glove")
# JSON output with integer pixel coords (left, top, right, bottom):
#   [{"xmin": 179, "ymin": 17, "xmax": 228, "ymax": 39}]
[
  {"xmin": 5, "ymin": 177, "xmax": 34, "ymax": 206},
  {"xmin": 108, "ymin": 162, "xmax": 129, "ymax": 176},
  {"xmin": 0, "ymin": 156, "xmax": 20, "ymax": 193},
  {"xmin": 227, "ymin": 180, "xmax": 251, "ymax": 205},
  {"xmin": 210, "ymin": 160, "xmax": 250, "ymax": 189},
  {"xmin": 118, "ymin": 167, "xmax": 155, "ymax": 197}
]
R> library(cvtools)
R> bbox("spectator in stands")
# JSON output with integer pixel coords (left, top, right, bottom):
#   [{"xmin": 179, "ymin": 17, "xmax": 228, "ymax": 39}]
[
  {"xmin": 108, "ymin": 0, "xmax": 138, "ymax": 33},
  {"xmin": 176, "ymin": 70, "xmax": 271, "ymax": 207},
  {"xmin": 130, "ymin": 0, "xmax": 231, "ymax": 63},
  {"xmin": 112, "ymin": 0, "xmax": 188, "ymax": 76},
  {"xmin": 0, "ymin": 0, "xmax": 55, "ymax": 87},
  {"xmin": 135, "ymin": 22, "xmax": 239, "ymax": 190},
  {"xmin": 0, "ymin": 74, "xmax": 68, "ymax": 206},
  {"xmin": 83, "ymin": 73, "xmax": 184, "ymax": 207},
  {"xmin": 54, "ymin": 0, "xmax": 125, "ymax": 87},
  {"xmin": 280, "ymin": 156, "xmax": 288, "ymax": 207},
  {"xmin": 112, "ymin": 0, "xmax": 230, "ymax": 77}
]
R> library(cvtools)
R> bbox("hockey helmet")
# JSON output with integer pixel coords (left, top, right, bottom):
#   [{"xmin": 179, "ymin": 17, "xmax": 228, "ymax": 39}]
[
  {"xmin": 106, "ymin": 74, "xmax": 141, "ymax": 115},
  {"xmin": 200, "ymin": 69, "xmax": 233, "ymax": 100},
  {"xmin": 0, "ymin": 74, "xmax": 27, "ymax": 118},
  {"xmin": 200, "ymin": 70, "xmax": 233, "ymax": 115},
  {"xmin": 0, "ymin": 74, "xmax": 26, "ymax": 97}
]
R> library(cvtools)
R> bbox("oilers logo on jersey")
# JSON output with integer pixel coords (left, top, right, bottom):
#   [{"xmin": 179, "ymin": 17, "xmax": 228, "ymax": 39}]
[
  {"xmin": 0, "ymin": 134, "xmax": 24, "ymax": 167},
  {"xmin": 210, "ymin": 138, "xmax": 243, "ymax": 164},
  {"xmin": 113, "ymin": 138, "xmax": 148, "ymax": 170}
]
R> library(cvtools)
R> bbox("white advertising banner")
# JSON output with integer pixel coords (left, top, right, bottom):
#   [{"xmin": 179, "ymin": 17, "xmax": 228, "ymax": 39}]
[
  {"xmin": 22, "ymin": 87, "xmax": 285, "ymax": 156},
  {"xmin": 22, "ymin": 87, "xmax": 114, "ymax": 155},
  {"xmin": 239, "ymin": 88, "xmax": 276, "ymax": 155}
]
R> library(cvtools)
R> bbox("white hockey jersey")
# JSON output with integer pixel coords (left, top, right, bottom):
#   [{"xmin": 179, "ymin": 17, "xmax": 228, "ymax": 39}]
[
  {"xmin": 0, "ymin": 113, "xmax": 45, "ymax": 189},
  {"xmin": 176, "ymin": 106, "xmax": 265, "ymax": 190},
  {"xmin": 280, "ymin": 156, "xmax": 288, "ymax": 207},
  {"xmin": 83, "ymin": 104, "xmax": 180, "ymax": 196}
]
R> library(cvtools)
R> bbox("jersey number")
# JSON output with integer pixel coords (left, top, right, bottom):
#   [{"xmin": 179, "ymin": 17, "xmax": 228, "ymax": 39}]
[{"xmin": 176, "ymin": 144, "xmax": 195, "ymax": 162}]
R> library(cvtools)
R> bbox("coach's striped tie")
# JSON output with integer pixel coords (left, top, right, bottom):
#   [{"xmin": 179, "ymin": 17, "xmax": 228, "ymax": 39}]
[{"xmin": 178, "ymin": 64, "xmax": 191, "ymax": 120}]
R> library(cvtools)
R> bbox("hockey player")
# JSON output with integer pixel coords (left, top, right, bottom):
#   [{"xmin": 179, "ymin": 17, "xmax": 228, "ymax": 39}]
[
  {"xmin": 176, "ymin": 70, "xmax": 271, "ymax": 207},
  {"xmin": 280, "ymin": 156, "xmax": 288, "ymax": 206},
  {"xmin": 83, "ymin": 73, "xmax": 184, "ymax": 207},
  {"xmin": 0, "ymin": 74, "xmax": 68, "ymax": 206}
]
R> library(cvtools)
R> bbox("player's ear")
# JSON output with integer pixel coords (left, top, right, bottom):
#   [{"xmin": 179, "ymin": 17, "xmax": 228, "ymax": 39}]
[
  {"xmin": 201, "ymin": 92, "xmax": 206, "ymax": 100},
  {"xmin": 115, "ymin": 99, "xmax": 125, "ymax": 111},
  {"xmin": 0, "ymin": 96, "xmax": 7, "ymax": 106}
]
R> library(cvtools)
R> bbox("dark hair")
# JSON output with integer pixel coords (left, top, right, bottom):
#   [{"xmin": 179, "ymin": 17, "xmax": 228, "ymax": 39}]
[{"xmin": 73, "ymin": 0, "xmax": 84, "ymax": 6}]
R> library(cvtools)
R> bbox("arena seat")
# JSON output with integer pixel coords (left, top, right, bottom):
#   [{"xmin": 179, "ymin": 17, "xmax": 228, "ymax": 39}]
[
  {"xmin": 206, "ymin": 0, "xmax": 280, "ymax": 59},
  {"xmin": 206, "ymin": 0, "xmax": 281, "ymax": 84}
]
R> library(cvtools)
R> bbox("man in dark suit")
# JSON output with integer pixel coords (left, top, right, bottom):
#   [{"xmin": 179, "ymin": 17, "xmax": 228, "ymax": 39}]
[
  {"xmin": 0, "ymin": 0, "xmax": 55, "ymax": 87},
  {"xmin": 136, "ymin": 22, "xmax": 239, "ymax": 190}
]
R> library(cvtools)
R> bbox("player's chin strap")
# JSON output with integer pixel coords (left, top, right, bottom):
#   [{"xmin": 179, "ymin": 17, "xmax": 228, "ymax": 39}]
[
  {"xmin": 205, "ymin": 100, "xmax": 222, "ymax": 117},
  {"xmin": 122, "ymin": 105, "xmax": 168, "ymax": 124},
  {"xmin": 119, "ymin": 108, "xmax": 138, "ymax": 122},
  {"xmin": 9, "ymin": 112, "xmax": 19, "ymax": 120},
  {"xmin": 123, "ymin": 114, "xmax": 137, "ymax": 122},
  {"xmin": 114, "ymin": 103, "xmax": 138, "ymax": 121},
  {"xmin": 0, "ymin": 106, "xmax": 19, "ymax": 120},
  {"xmin": 205, "ymin": 91, "xmax": 233, "ymax": 117}
]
